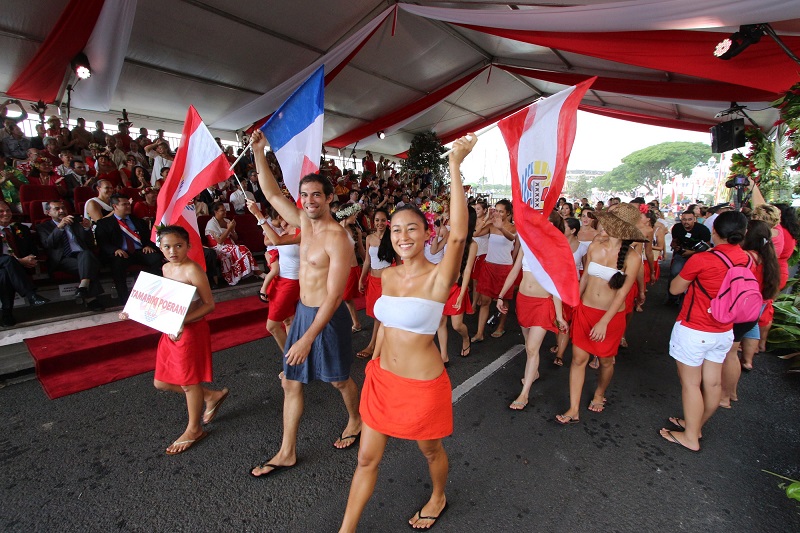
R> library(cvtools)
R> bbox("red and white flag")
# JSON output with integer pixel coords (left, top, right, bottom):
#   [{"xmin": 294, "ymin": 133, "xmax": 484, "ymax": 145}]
[
  {"xmin": 153, "ymin": 105, "xmax": 231, "ymax": 269},
  {"xmin": 497, "ymin": 78, "xmax": 595, "ymax": 307}
]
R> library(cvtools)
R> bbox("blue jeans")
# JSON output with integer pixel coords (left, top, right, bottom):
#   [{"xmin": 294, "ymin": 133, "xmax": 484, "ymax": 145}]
[{"xmin": 667, "ymin": 253, "xmax": 688, "ymax": 303}]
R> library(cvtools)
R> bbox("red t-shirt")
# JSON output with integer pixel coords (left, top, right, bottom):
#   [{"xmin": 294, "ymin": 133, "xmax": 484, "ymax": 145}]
[
  {"xmin": 777, "ymin": 224, "xmax": 796, "ymax": 289},
  {"xmin": 676, "ymin": 243, "xmax": 752, "ymax": 333}
]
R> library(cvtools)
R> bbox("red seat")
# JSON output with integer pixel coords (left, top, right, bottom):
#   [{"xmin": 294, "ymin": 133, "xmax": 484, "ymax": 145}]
[
  {"xmin": 197, "ymin": 215, "xmax": 212, "ymax": 247},
  {"xmin": 122, "ymin": 187, "xmax": 142, "ymax": 203},
  {"xmin": 233, "ymin": 214, "xmax": 266, "ymax": 255},
  {"xmin": 19, "ymin": 185, "xmax": 60, "ymax": 222}
]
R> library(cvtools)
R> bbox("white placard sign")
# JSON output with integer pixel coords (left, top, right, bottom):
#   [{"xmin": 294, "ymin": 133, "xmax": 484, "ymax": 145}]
[{"xmin": 123, "ymin": 272, "xmax": 196, "ymax": 336}]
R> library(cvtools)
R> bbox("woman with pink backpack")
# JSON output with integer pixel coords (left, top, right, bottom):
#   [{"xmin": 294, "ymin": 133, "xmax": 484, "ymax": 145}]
[{"xmin": 659, "ymin": 211, "xmax": 750, "ymax": 452}]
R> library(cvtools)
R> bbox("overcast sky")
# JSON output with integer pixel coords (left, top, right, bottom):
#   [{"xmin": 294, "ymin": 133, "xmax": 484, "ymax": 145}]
[{"xmin": 458, "ymin": 110, "xmax": 712, "ymax": 185}]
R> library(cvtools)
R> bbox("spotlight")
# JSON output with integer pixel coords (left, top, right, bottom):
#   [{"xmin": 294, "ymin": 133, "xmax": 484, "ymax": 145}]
[
  {"xmin": 377, "ymin": 131, "xmax": 386, "ymax": 140},
  {"xmin": 714, "ymin": 24, "xmax": 764, "ymax": 60},
  {"xmin": 71, "ymin": 52, "xmax": 92, "ymax": 79}
]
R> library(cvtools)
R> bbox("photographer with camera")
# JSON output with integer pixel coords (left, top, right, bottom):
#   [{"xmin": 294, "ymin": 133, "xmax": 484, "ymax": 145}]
[
  {"xmin": 37, "ymin": 200, "xmax": 105, "ymax": 311},
  {"xmin": 667, "ymin": 209, "xmax": 711, "ymax": 305}
]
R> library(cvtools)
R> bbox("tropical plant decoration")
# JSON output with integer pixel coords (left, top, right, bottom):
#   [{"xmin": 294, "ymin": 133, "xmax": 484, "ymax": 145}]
[
  {"xmin": 767, "ymin": 276, "xmax": 800, "ymax": 351},
  {"xmin": 403, "ymin": 131, "xmax": 447, "ymax": 183},
  {"xmin": 773, "ymin": 81, "xmax": 800, "ymax": 171}
]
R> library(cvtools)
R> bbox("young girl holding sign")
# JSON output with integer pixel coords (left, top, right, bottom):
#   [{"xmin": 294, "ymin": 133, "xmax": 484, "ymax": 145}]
[{"xmin": 119, "ymin": 225, "xmax": 229, "ymax": 455}]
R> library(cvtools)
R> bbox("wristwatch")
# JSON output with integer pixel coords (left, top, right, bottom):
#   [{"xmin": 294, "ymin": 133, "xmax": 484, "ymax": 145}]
[{"xmin": 256, "ymin": 218, "xmax": 267, "ymax": 226}]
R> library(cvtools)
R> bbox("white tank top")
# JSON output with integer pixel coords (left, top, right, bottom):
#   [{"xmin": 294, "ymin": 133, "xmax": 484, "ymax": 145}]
[
  {"xmin": 368, "ymin": 245, "xmax": 391, "ymax": 270},
  {"xmin": 475, "ymin": 233, "xmax": 489, "ymax": 256},
  {"xmin": 573, "ymin": 241, "xmax": 590, "ymax": 273},
  {"xmin": 424, "ymin": 239, "xmax": 446, "ymax": 264},
  {"xmin": 84, "ymin": 197, "xmax": 112, "ymax": 219},
  {"xmin": 486, "ymin": 233, "xmax": 514, "ymax": 265},
  {"xmin": 278, "ymin": 244, "xmax": 300, "ymax": 280}
]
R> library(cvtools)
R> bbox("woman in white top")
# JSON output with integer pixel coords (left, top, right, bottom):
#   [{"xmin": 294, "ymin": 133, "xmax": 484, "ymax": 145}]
[
  {"xmin": 357, "ymin": 208, "xmax": 394, "ymax": 359},
  {"xmin": 144, "ymin": 139, "xmax": 173, "ymax": 186},
  {"xmin": 339, "ymin": 134, "xmax": 476, "ymax": 533},
  {"xmin": 205, "ymin": 202, "xmax": 262, "ymax": 286},
  {"xmin": 550, "ymin": 217, "xmax": 588, "ymax": 367}
]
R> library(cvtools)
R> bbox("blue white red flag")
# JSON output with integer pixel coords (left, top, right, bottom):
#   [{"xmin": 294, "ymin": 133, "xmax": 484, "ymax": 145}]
[
  {"xmin": 260, "ymin": 65, "xmax": 325, "ymax": 202},
  {"xmin": 497, "ymin": 78, "xmax": 595, "ymax": 307},
  {"xmin": 153, "ymin": 105, "xmax": 231, "ymax": 270}
]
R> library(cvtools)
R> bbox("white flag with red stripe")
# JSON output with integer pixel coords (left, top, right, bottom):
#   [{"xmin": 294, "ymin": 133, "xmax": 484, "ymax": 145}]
[
  {"xmin": 497, "ymin": 78, "xmax": 595, "ymax": 308},
  {"xmin": 153, "ymin": 106, "xmax": 231, "ymax": 270}
]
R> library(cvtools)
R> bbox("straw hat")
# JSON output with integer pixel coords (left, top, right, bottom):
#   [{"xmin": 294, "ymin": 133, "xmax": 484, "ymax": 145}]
[{"xmin": 593, "ymin": 203, "xmax": 647, "ymax": 242}]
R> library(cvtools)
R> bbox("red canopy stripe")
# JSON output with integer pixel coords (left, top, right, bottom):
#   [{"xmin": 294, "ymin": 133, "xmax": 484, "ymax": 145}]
[
  {"xmin": 459, "ymin": 26, "xmax": 800, "ymax": 94},
  {"xmin": 496, "ymin": 64, "xmax": 779, "ymax": 103},
  {"xmin": 579, "ymin": 104, "xmax": 715, "ymax": 133},
  {"xmin": 7, "ymin": 0, "xmax": 105, "ymax": 102},
  {"xmin": 327, "ymin": 65, "xmax": 488, "ymax": 149}
]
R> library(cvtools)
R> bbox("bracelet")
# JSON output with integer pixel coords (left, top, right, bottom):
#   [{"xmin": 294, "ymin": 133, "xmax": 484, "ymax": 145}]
[{"xmin": 256, "ymin": 218, "xmax": 267, "ymax": 226}]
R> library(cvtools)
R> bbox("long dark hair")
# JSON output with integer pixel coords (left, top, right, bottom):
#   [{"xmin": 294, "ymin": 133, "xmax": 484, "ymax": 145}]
[
  {"xmin": 374, "ymin": 208, "xmax": 396, "ymax": 264},
  {"xmin": 774, "ymin": 203, "xmax": 800, "ymax": 240},
  {"xmin": 714, "ymin": 211, "xmax": 747, "ymax": 245},
  {"xmin": 608, "ymin": 240, "xmax": 633, "ymax": 290},
  {"xmin": 458, "ymin": 207, "xmax": 477, "ymax": 281},
  {"xmin": 565, "ymin": 217, "xmax": 580, "ymax": 237},
  {"xmin": 743, "ymin": 219, "xmax": 780, "ymax": 300}
]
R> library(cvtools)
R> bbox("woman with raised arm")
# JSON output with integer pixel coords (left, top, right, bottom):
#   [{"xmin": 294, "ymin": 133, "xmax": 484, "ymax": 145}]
[
  {"xmin": 556, "ymin": 204, "xmax": 645, "ymax": 425},
  {"xmin": 339, "ymin": 134, "xmax": 477, "ymax": 532}
]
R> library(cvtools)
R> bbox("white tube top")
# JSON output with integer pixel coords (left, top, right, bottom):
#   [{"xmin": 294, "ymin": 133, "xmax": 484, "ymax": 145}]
[
  {"xmin": 369, "ymin": 245, "xmax": 391, "ymax": 270},
  {"xmin": 374, "ymin": 295, "xmax": 444, "ymax": 335},
  {"xmin": 585, "ymin": 261, "xmax": 620, "ymax": 282}
]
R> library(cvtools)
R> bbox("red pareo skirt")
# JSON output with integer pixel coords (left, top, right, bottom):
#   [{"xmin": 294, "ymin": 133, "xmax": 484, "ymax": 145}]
[
  {"xmin": 625, "ymin": 282, "xmax": 638, "ymax": 315},
  {"xmin": 155, "ymin": 319, "xmax": 213, "ymax": 386},
  {"xmin": 516, "ymin": 293, "xmax": 557, "ymax": 332},
  {"xmin": 267, "ymin": 276, "xmax": 300, "ymax": 322},
  {"xmin": 477, "ymin": 261, "xmax": 515, "ymax": 299},
  {"xmin": 343, "ymin": 265, "xmax": 362, "ymax": 300},
  {"xmin": 443, "ymin": 283, "xmax": 473, "ymax": 316},
  {"xmin": 472, "ymin": 254, "xmax": 487, "ymax": 283},
  {"xmin": 365, "ymin": 274, "xmax": 382, "ymax": 318},
  {"xmin": 570, "ymin": 303, "xmax": 626, "ymax": 358},
  {"xmin": 360, "ymin": 358, "xmax": 452, "ymax": 440}
]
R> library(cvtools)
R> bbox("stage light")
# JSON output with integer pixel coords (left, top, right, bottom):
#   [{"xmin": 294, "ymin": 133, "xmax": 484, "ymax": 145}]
[
  {"xmin": 713, "ymin": 25, "xmax": 764, "ymax": 60},
  {"xmin": 377, "ymin": 131, "xmax": 386, "ymax": 140},
  {"xmin": 71, "ymin": 52, "xmax": 92, "ymax": 79}
]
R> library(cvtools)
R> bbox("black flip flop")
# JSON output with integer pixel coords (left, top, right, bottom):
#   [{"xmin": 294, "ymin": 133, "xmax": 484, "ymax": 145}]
[
  {"xmin": 249, "ymin": 461, "xmax": 299, "ymax": 478},
  {"xmin": 409, "ymin": 502, "xmax": 448, "ymax": 530},
  {"xmin": 258, "ymin": 292, "xmax": 269, "ymax": 304},
  {"xmin": 334, "ymin": 433, "xmax": 361, "ymax": 449}
]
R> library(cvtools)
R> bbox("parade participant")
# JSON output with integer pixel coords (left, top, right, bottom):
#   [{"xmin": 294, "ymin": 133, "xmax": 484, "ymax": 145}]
[
  {"xmin": 471, "ymin": 199, "xmax": 490, "ymax": 308},
  {"xmin": 577, "ymin": 206, "xmax": 598, "ymax": 243},
  {"xmin": 249, "ymin": 129, "xmax": 361, "ymax": 478},
  {"xmin": 357, "ymin": 208, "xmax": 394, "ymax": 359},
  {"xmin": 556, "ymin": 204, "xmax": 645, "ymax": 424},
  {"xmin": 336, "ymin": 202, "xmax": 366, "ymax": 333},
  {"xmin": 120, "ymin": 225, "xmax": 229, "ymax": 455},
  {"xmin": 437, "ymin": 207, "xmax": 477, "ymax": 363},
  {"xmin": 550, "ymin": 217, "xmax": 587, "ymax": 366},
  {"xmin": 472, "ymin": 200, "xmax": 518, "ymax": 341},
  {"xmin": 339, "ymin": 133, "xmax": 476, "ymax": 532},
  {"xmin": 659, "ymin": 211, "xmax": 749, "ymax": 452}
]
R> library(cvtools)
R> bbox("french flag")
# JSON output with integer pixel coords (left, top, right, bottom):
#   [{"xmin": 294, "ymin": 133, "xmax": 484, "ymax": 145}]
[
  {"xmin": 497, "ymin": 78, "xmax": 595, "ymax": 308},
  {"xmin": 153, "ymin": 105, "xmax": 232, "ymax": 270},
  {"xmin": 260, "ymin": 65, "xmax": 325, "ymax": 202}
]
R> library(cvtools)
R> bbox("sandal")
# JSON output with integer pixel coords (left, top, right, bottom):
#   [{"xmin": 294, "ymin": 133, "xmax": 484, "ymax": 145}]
[
  {"xmin": 553, "ymin": 357, "xmax": 563, "ymax": 367},
  {"xmin": 460, "ymin": 340, "xmax": 471, "ymax": 357},
  {"xmin": 258, "ymin": 292, "xmax": 268, "ymax": 304}
]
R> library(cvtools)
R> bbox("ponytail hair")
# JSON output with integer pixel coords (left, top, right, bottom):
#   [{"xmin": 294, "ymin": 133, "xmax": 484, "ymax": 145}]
[
  {"xmin": 608, "ymin": 240, "xmax": 633, "ymax": 290},
  {"xmin": 713, "ymin": 211, "xmax": 747, "ymax": 245},
  {"xmin": 458, "ymin": 207, "xmax": 477, "ymax": 281},
  {"xmin": 743, "ymin": 219, "xmax": 780, "ymax": 300}
]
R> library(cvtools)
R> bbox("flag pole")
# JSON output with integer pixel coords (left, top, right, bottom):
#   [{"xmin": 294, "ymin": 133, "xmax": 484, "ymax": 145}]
[
  {"xmin": 229, "ymin": 137, "xmax": 254, "ymax": 172},
  {"xmin": 440, "ymin": 123, "xmax": 498, "ymax": 158}
]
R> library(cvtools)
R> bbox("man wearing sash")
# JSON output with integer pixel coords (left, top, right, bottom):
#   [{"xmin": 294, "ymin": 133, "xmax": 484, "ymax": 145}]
[{"xmin": 95, "ymin": 194, "xmax": 163, "ymax": 304}]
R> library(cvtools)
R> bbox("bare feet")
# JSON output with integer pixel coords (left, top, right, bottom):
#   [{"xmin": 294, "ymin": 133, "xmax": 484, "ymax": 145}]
[
  {"xmin": 251, "ymin": 452, "xmax": 296, "ymax": 477},
  {"xmin": 165, "ymin": 428, "xmax": 207, "ymax": 455},
  {"xmin": 553, "ymin": 357, "xmax": 563, "ymax": 367},
  {"xmin": 659, "ymin": 428, "xmax": 700, "ymax": 452},
  {"xmin": 470, "ymin": 335, "xmax": 484, "ymax": 343},
  {"xmin": 620, "ymin": 337, "xmax": 628, "ymax": 348},
  {"xmin": 409, "ymin": 497, "xmax": 448, "ymax": 529}
]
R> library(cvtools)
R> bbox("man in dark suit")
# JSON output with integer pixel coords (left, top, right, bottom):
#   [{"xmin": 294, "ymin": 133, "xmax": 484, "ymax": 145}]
[
  {"xmin": 94, "ymin": 194, "xmax": 163, "ymax": 304},
  {"xmin": 245, "ymin": 169, "xmax": 268, "ymax": 205},
  {"xmin": 0, "ymin": 201, "xmax": 48, "ymax": 326},
  {"xmin": 37, "ymin": 200, "xmax": 104, "ymax": 311}
]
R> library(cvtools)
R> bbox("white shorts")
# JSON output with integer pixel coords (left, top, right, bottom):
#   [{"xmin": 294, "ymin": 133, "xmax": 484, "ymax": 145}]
[{"xmin": 669, "ymin": 321, "xmax": 733, "ymax": 367}]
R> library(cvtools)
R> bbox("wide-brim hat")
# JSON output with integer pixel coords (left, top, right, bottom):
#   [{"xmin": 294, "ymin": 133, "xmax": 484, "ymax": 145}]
[{"xmin": 593, "ymin": 203, "xmax": 647, "ymax": 242}]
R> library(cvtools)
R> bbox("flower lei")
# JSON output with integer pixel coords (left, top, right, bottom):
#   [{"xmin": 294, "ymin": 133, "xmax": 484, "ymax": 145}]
[
  {"xmin": 336, "ymin": 202, "xmax": 362, "ymax": 220},
  {"xmin": 420, "ymin": 199, "xmax": 442, "ymax": 214}
]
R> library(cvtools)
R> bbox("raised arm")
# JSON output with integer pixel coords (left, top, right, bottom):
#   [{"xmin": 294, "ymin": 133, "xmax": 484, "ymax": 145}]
[
  {"xmin": 251, "ymin": 130, "xmax": 301, "ymax": 228},
  {"xmin": 436, "ymin": 134, "xmax": 477, "ymax": 289}
]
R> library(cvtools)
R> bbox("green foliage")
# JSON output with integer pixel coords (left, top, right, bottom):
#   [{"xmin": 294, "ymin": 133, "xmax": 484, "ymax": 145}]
[
  {"xmin": 403, "ymin": 131, "xmax": 447, "ymax": 180},
  {"xmin": 767, "ymin": 276, "xmax": 800, "ymax": 349},
  {"xmin": 763, "ymin": 470, "xmax": 800, "ymax": 503},
  {"xmin": 566, "ymin": 175, "xmax": 594, "ymax": 199},
  {"xmin": 594, "ymin": 142, "xmax": 711, "ymax": 195}
]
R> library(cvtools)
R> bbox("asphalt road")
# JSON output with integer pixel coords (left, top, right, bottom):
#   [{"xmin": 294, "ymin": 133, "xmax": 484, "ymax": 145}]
[{"xmin": 2, "ymin": 277, "xmax": 799, "ymax": 532}]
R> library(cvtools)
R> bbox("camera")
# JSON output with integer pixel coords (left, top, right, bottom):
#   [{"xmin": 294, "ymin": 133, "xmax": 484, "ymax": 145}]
[
  {"xmin": 725, "ymin": 174, "xmax": 749, "ymax": 188},
  {"xmin": 692, "ymin": 241, "xmax": 711, "ymax": 252}
]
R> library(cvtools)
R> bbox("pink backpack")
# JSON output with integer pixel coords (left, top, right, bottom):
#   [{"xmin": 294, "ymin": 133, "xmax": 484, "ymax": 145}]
[{"xmin": 693, "ymin": 250, "xmax": 762, "ymax": 324}]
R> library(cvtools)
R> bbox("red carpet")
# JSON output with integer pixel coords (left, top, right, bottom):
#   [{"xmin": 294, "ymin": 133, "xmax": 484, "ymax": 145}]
[{"xmin": 26, "ymin": 295, "xmax": 365, "ymax": 399}]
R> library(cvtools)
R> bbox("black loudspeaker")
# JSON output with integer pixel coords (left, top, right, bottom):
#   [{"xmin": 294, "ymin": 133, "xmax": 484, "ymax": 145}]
[{"xmin": 710, "ymin": 118, "xmax": 745, "ymax": 153}]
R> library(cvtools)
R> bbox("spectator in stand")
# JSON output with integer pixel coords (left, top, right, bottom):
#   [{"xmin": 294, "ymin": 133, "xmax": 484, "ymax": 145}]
[
  {"xmin": 58, "ymin": 126, "xmax": 78, "ymax": 152},
  {"xmin": 133, "ymin": 186, "xmax": 159, "ymax": 228},
  {"xmin": 363, "ymin": 151, "xmax": 377, "ymax": 176},
  {"xmin": 95, "ymin": 153, "xmax": 122, "ymax": 188},
  {"xmin": 659, "ymin": 211, "xmax": 748, "ymax": 452},
  {"xmin": 55, "ymin": 149, "xmax": 73, "ymax": 178},
  {"xmin": 127, "ymin": 140, "xmax": 148, "ymax": 169},
  {"xmin": 63, "ymin": 159, "xmax": 91, "ymax": 195},
  {"xmin": 37, "ymin": 200, "xmax": 104, "ymax": 311},
  {"xmin": 15, "ymin": 148, "xmax": 39, "ymax": 177},
  {"xmin": 245, "ymin": 169, "xmax": 267, "ymax": 205},
  {"xmin": 0, "ymin": 99, "xmax": 28, "ymax": 136},
  {"xmin": 228, "ymin": 182, "xmax": 253, "ymax": 214},
  {"xmin": 156, "ymin": 166, "xmax": 171, "ymax": 188},
  {"xmin": 30, "ymin": 124, "xmax": 46, "ymax": 151},
  {"xmin": 0, "ymin": 155, "xmax": 28, "ymax": 212},
  {"xmin": 334, "ymin": 177, "xmax": 350, "ymax": 202},
  {"xmin": 667, "ymin": 210, "xmax": 711, "ymax": 305},
  {"xmin": 144, "ymin": 139, "xmax": 173, "ymax": 186},
  {"xmin": 130, "ymin": 165, "xmax": 149, "ymax": 188},
  {"xmin": 2, "ymin": 123, "xmax": 31, "ymax": 161},
  {"xmin": 92, "ymin": 121, "xmax": 106, "ymax": 145},
  {"xmin": 119, "ymin": 155, "xmax": 137, "ymax": 187},
  {"xmin": 0, "ymin": 201, "xmax": 49, "ymax": 326},
  {"xmin": 193, "ymin": 195, "xmax": 209, "ymax": 216},
  {"xmin": 28, "ymin": 157, "xmax": 68, "ymax": 199},
  {"xmin": 105, "ymin": 135, "xmax": 127, "ymax": 169},
  {"xmin": 84, "ymin": 179, "xmax": 115, "ymax": 222},
  {"xmin": 135, "ymin": 127, "xmax": 151, "ymax": 148},
  {"xmin": 70, "ymin": 118, "xmax": 93, "ymax": 154},
  {"xmin": 45, "ymin": 116, "xmax": 61, "ymax": 140},
  {"xmin": 95, "ymin": 193, "xmax": 163, "ymax": 304},
  {"xmin": 205, "ymin": 201, "xmax": 263, "ymax": 286},
  {"xmin": 114, "ymin": 123, "xmax": 134, "ymax": 152},
  {"xmin": 40, "ymin": 137, "xmax": 62, "ymax": 167}
]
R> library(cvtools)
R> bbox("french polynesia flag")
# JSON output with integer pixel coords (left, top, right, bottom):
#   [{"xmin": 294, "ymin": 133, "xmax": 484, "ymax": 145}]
[
  {"xmin": 260, "ymin": 65, "xmax": 325, "ymax": 203},
  {"xmin": 153, "ymin": 106, "xmax": 232, "ymax": 270},
  {"xmin": 497, "ymin": 78, "xmax": 595, "ymax": 308}
]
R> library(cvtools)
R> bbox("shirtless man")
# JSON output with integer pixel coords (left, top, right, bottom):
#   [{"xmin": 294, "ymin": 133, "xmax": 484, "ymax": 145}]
[{"xmin": 249, "ymin": 130, "xmax": 361, "ymax": 478}]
